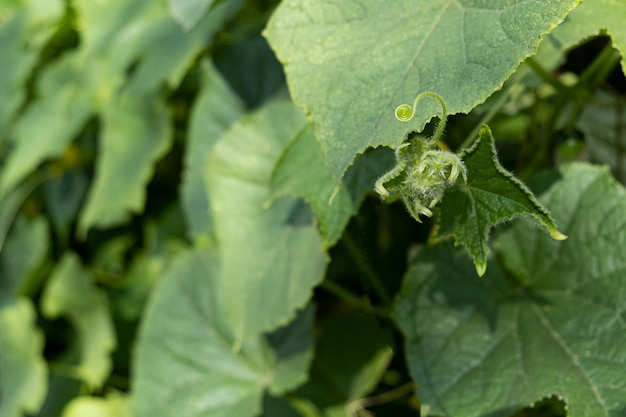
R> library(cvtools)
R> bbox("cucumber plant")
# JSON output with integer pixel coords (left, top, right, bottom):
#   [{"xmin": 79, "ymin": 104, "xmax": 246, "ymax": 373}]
[{"xmin": 1, "ymin": 1, "xmax": 625, "ymax": 417}]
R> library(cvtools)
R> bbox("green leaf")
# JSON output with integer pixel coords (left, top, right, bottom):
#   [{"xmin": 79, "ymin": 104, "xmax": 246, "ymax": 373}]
[
  {"xmin": 119, "ymin": 0, "xmax": 244, "ymax": 94},
  {"xmin": 109, "ymin": 254, "xmax": 164, "ymax": 321},
  {"xmin": 167, "ymin": 0, "xmax": 215, "ymax": 30},
  {"xmin": 432, "ymin": 125, "xmax": 565, "ymax": 276},
  {"xmin": 61, "ymin": 393, "xmax": 131, "ymax": 417},
  {"xmin": 265, "ymin": 0, "xmax": 580, "ymax": 181},
  {"xmin": 0, "ymin": 0, "xmax": 242, "ymax": 196},
  {"xmin": 0, "ymin": 299, "xmax": 48, "ymax": 417},
  {"xmin": 41, "ymin": 253, "xmax": 116, "ymax": 388},
  {"xmin": 548, "ymin": 0, "xmax": 626, "ymax": 74},
  {"xmin": 205, "ymin": 100, "xmax": 327, "ymax": 341},
  {"xmin": 272, "ymin": 127, "xmax": 394, "ymax": 247},
  {"xmin": 0, "ymin": 54, "xmax": 97, "ymax": 195},
  {"xmin": 577, "ymin": 92, "xmax": 626, "ymax": 181},
  {"xmin": 0, "ymin": 0, "xmax": 62, "ymax": 135},
  {"xmin": 395, "ymin": 163, "xmax": 626, "ymax": 417},
  {"xmin": 182, "ymin": 60, "xmax": 245, "ymax": 243},
  {"xmin": 0, "ymin": 215, "xmax": 49, "ymax": 305},
  {"xmin": 214, "ymin": 35, "xmax": 286, "ymax": 109},
  {"xmin": 261, "ymin": 396, "xmax": 302, "ymax": 417},
  {"xmin": 133, "ymin": 249, "xmax": 315, "ymax": 417},
  {"xmin": 271, "ymin": 127, "xmax": 353, "ymax": 247},
  {"xmin": 78, "ymin": 94, "xmax": 172, "ymax": 233},
  {"xmin": 43, "ymin": 168, "xmax": 89, "ymax": 245},
  {"xmin": 36, "ymin": 369, "xmax": 82, "ymax": 417},
  {"xmin": 296, "ymin": 312, "xmax": 393, "ymax": 415}
]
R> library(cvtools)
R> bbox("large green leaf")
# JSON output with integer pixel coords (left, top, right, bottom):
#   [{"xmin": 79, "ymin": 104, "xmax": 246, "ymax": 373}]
[
  {"xmin": 395, "ymin": 163, "xmax": 626, "ymax": 417},
  {"xmin": 182, "ymin": 60, "xmax": 245, "ymax": 244},
  {"xmin": 0, "ymin": 215, "xmax": 48, "ymax": 305},
  {"xmin": 548, "ymin": 0, "xmax": 626, "ymax": 74},
  {"xmin": 78, "ymin": 94, "xmax": 172, "ymax": 232},
  {"xmin": 0, "ymin": 298, "xmax": 47, "ymax": 417},
  {"xmin": 272, "ymin": 127, "xmax": 394, "ymax": 247},
  {"xmin": 0, "ymin": 54, "xmax": 98, "ymax": 195},
  {"xmin": 265, "ymin": 0, "xmax": 580, "ymax": 181},
  {"xmin": 109, "ymin": 253, "xmax": 164, "ymax": 321},
  {"xmin": 167, "ymin": 0, "xmax": 215, "ymax": 30},
  {"xmin": 133, "ymin": 249, "xmax": 315, "ymax": 417},
  {"xmin": 41, "ymin": 253, "xmax": 116, "ymax": 389},
  {"xmin": 0, "ymin": 0, "xmax": 62, "ymax": 135},
  {"xmin": 205, "ymin": 100, "xmax": 327, "ymax": 341},
  {"xmin": 432, "ymin": 125, "xmax": 565, "ymax": 276},
  {"xmin": 214, "ymin": 35, "xmax": 287, "ymax": 109},
  {"xmin": 0, "ymin": 0, "xmax": 242, "ymax": 198}
]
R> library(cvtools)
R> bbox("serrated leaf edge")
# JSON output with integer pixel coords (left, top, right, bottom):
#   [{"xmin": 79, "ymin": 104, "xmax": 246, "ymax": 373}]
[{"xmin": 431, "ymin": 125, "xmax": 566, "ymax": 276}]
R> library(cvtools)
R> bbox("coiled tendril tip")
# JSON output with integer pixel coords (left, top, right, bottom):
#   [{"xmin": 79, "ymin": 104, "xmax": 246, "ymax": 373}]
[
  {"xmin": 395, "ymin": 104, "xmax": 414, "ymax": 121},
  {"xmin": 394, "ymin": 91, "xmax": 448, "ymax": 143}
]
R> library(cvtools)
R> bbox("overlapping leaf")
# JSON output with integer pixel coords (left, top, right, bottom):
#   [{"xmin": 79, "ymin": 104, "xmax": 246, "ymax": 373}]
[
  {"xmin": 265, "ymin": 0, "xmax": 580, "ymax": 181},
  {"xmin": 395, "ymin": 163, "xmax": 626, "ymax": 417},
  {"xmin": 205, "ymin": 100, "xmax": 327, "ymax": 341},
  {"xmin": 0, "ymin": 0, "xmax": 243, "ymax": 233},
  {"xmin": 61, "ymin": 393, "xmax": 131, "ymax": 417},
  {"xmin": 0, "ymin": 215, "xmax": 48, "ymax": 305},
  {"xmin": 0, "ymin": 0, "xmax": 62, "ymax": 135},
  {"xmin": 271, "ymin": 127, "xmax": 393, "ymax": 247},
  {"xmin": 548, "ymin": 0, "xmax": 626, "ymax": 74},
  {"xmin": 133, "ymin": 249, "xmax": 315, "ymax": 417},
  {"xmin": 41, "ymin": 253, "xmax": 116, "ymax": 388},
  {"xmin": 182, "ymin": 60, "xmax": 245, "ymax": 243},
  {"xmin": 167, "ymin": 0, "xmax": 215, "ymax": 30},
  {"xmin": 0, "ymin": 299, "xmax": 47, "ymax": 417},
  {"xmin": 577, "ymin": 92, "xmax": 626, "ymax": 181},
  {"xmin": 78, "ymin": 94, "xmax": 171, "ymax": 233},
  {"xmin": 432, "ymin": 125, "xmax": 565, "ymax": 276}
]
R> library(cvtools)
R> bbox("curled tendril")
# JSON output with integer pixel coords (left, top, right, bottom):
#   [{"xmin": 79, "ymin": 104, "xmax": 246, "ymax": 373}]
[
  {"xmin": 376, "ymin": 93, "xmax": 468, "ymax": 222},
  {"xmin": 395, "ymin": 91, "xmax": 447, "ymax": 143}
]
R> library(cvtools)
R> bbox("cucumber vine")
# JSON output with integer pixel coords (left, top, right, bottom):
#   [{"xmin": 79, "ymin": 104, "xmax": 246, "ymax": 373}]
[{"xmin": 374, "ymin": 92, "xmax": 467, "ymax": 221}]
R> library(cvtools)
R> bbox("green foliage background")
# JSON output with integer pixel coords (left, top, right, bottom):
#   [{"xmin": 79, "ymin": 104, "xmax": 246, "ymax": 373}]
[{"xmin": 1, "ymin": 1, "xmax": 625, "ymax": 416}]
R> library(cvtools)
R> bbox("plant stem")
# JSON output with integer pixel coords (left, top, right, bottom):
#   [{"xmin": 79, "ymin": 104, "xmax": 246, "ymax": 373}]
[
  {"xmin": 347, "ymin": 381, "xmax": 418, "ymax": 414},
  {"xmin": 341, "ymin": 233, "xmax": 391, "ymax": 306},
  {"xmin": 49, "ymin": 362, "xmax": 84, "ymax": 381},
  {"xmin": 460, "ymin": 87, "xmax": 512, "ymax": 149},
  {"xmin": 562, "ymin": 45, "xmax": 621, "ymax": 135},
  {"xmin": 320, "ymin": 280, "xmax": 391, "ymax": 319},
  {"xmin": 284, "ymin": 395, "xmax": 323, "ymax": 417},
  {"xmin": 577, "ymin": 42, "xmax": 620, "ymax": 87},
  {"xmin": 525, "ymin": 56, "xmax": 569, "ymax": 95}
]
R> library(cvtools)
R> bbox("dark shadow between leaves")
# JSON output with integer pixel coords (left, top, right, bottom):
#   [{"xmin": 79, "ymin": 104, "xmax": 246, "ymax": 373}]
[{"xmin": 284, "ymin": 198, "xmax": 314, "ymax": 227}]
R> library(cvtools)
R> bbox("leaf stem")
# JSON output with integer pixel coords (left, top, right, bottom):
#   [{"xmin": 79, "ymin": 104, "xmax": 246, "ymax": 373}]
[
  {"xmin": 563, "ymin": 45, "xmax": 621, "ymax": 135},
  {"xmin": 284, "ymin": 395, "xmax": 323, "ymax": 417},
  {"xmin": 460, "ymin": 87, "xmax": 512, "ymax": 150},
  {"xmin": 525, "ymin": 56, "xmax": 569, "ymax": 95},
  {"xmin": 347, "ymin": 381, "xmax": 418, "ymax": 414},
  {"xmin": 577, "ymin": 42, "xmax": 620, "ymax": 88},
  {"xmin": 341, "ymin": 233, "xmax": 391, "ymax": 306},
  {"xmin": 320, "ymin": 280, "xmax": 391, "ymax": 319}
]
